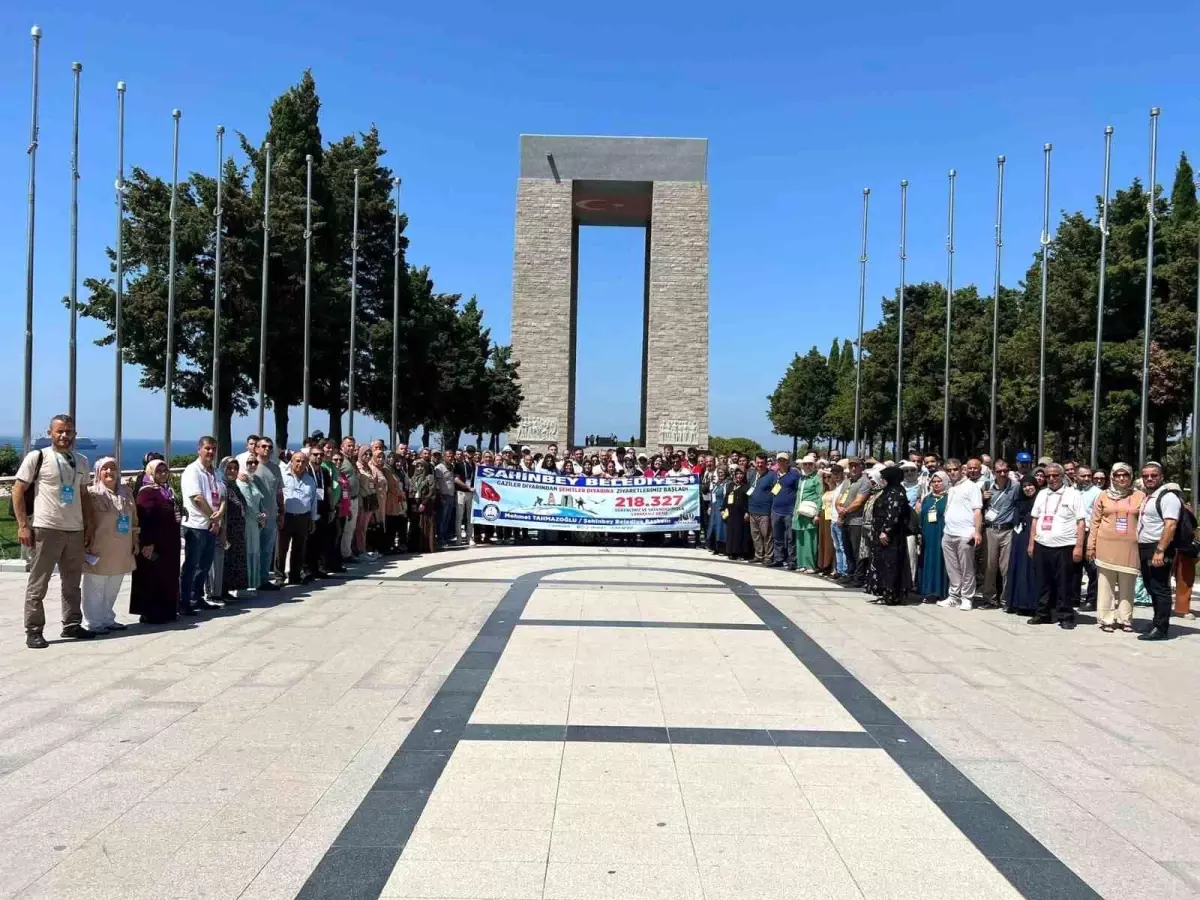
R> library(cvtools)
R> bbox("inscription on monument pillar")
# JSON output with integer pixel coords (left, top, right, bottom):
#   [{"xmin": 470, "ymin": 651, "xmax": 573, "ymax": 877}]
[
  {"xmin": 658, "ymin": 419, "xmax": 700, "ymax": 447},
  {"xmin": 516, "ymin": 416, "xmax": 560, "ymax": 442}
]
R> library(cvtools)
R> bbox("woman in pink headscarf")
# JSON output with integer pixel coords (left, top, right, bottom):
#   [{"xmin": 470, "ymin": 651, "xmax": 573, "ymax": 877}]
[{"xmin": 82, "ymin": 457, "xmax": 138, "ymax": 632}]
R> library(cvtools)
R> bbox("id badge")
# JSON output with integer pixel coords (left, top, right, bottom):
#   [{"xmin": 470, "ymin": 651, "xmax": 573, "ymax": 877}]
[
  {"xmin": 316, "ymin": 488, "xmax": 325, "ymax": 501},
  {"xmin": 60, "ymin": 483, "xmax": 75, "ymax": 505},
  {"xmin": 1115, "ymin": 515, "xmax": 1129, "ymax": 534},
  {"xmin": 771, "ymin": 483, "xmax": 781, "ymax": 496},
  {"xmin": 1041, "ymin": 515, "xmax": 1055, "ymax": 532},
  {"xmin": 116, "ymin": 514, "xmax": 131, "ymax": 534},
  {"xmin": 984, "ymin": 509, "xmax": 997, "ymax": 524},
  {"xmin": 927, "ymin": 509, "xmax": 937, "ymax": 523}
]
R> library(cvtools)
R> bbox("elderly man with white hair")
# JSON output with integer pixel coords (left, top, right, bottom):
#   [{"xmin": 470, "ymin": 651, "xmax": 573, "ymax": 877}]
[
  {"xmin": 279, "ymin": 449, "xmax": 318, "ymax": 585},
  {"xmin": 1027, "ymin": 462, "xmax": 1086, "ymax": 629}
]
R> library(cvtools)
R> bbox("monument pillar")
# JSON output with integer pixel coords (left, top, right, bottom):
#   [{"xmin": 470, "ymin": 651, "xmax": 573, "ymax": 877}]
[{"xmin": 510, "ymin": 135, "xmax": 709, "ymax": 451}]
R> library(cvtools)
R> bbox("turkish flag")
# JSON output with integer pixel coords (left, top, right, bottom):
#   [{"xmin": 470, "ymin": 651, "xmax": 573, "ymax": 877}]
[{"xmin": 480, "ymin": 482, "xmax": 501, "ymax": 502}]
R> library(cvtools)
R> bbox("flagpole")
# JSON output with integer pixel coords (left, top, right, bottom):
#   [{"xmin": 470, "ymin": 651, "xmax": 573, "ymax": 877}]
[
  {"xmin": 348, "ymin": 169, "xmax": 360, "ymax": 438},
  {"xmin": 943, "ymin": 169, "xmax": 956, "ymax": 457},
  {"xmin": 1090, "ymin": 126, "xmax": 1114, "ymax": 469},
  {"xmin": 256, "ymin": 142, "xmax": 272, "ymax": 437},
  {"xmin": 113, "ymin": 81, "xmax": 127, "ymax": 473},
  {"xmin": 211, "ymin": 125, "xmax": 225, "ymax": 445},
  {"xmin": 302, "ymin": 153, "xmax": 313, "ymax": 439},
  {"xmin": 1037, "ymin": 143, "xmax": 1052, "ymax": 460},
  {"xmin": 22, "ymin": 25, "xmax": 42, "ymax": 457},
  {"xmin": 1138, "ymin": 108, "xmax": 1160, "ymax": 467},
  {"xmin": 1191, "ymin": 177, "xmax": 1200, "ymax": 508},
  {"xmin": 852, "ymin": 187, "xmax": 869, "ymax": 454},
  {"xmin": 390, "ymin": 176, "xmax": 402, "ymax": 449},
  {"xmin": 68, "ymin": 61, "xmax": 82, "ymax": 425},
  {"xmin": 988, "ymin": 156, "xmax": 1005, "ymax": 460},
  {"xmin": 896, "ymin": 179, "xmax": 908, "ymax": 457},
  {"xmin": 164, "ymin": 109, "xmax": 181, "ymax": 462}
]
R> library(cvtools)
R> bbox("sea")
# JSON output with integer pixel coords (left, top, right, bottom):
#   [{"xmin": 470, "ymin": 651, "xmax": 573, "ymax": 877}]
[{"xmin": 0, "ymin": 436, "xmax": 191, "ymax": 466}]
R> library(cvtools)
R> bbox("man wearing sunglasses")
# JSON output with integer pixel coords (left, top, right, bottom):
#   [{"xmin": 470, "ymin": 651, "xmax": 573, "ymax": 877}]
[
  {"xmin": 1027, "ymin": 463, "xmax": 1087, "ymax": 629},
  {"xmin": 1137, "ymin": 462, "xmax": 1179, "ymax": 641}
]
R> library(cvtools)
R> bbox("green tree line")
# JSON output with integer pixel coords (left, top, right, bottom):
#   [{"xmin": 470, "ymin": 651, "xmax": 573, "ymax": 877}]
[
  {"xmin": 769, "ymin": 152, "xmax": 1200, "ymax": 466},
  {"xmin": 79, "ymin": 72, "xmax": 522, "ymax": 456}
]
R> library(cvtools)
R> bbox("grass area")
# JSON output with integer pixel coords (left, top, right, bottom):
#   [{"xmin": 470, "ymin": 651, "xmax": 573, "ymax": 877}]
[{"xmin": 0, "ymin": 507, "xmax": 18, "ymax": 560}]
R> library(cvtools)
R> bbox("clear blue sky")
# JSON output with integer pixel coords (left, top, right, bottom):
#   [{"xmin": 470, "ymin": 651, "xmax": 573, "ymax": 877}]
[{"xmin": 1, "ymin": 1, "xmax": 1195, "ymax": 449}]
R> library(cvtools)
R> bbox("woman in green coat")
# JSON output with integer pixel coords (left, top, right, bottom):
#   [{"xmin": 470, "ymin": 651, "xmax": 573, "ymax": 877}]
[
  {"xmin": 792, "ymin": 455, "xmax": 824, "ymax": 573},
  {"xmin": 237, "ymin": 457, "xmax": 267, "ymax": 594}
]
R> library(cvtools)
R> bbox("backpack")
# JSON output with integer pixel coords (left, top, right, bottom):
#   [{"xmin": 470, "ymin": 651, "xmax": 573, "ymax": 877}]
[
  {"xmin": 1156, "ymin": 489, "xmax": 1199, "ymax": 557},
  {"xmin": 8, "ymin": 450, "xmax": 42, "ymax": 518}
]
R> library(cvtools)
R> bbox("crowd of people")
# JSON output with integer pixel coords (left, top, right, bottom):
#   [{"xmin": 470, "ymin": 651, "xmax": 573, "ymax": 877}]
[
  {"xmin": 11, "ymin": 413, "xmax": 1195, "ymax": 649},
  {"xmin": 701, "ymin": 448, "xmax": 1195, "ymax": 642}
]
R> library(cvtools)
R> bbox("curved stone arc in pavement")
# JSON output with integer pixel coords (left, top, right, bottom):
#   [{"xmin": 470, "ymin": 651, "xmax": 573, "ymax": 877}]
[{"xmin": 295, "ymin": 552, "xmax": 1101, "ymax": 900}]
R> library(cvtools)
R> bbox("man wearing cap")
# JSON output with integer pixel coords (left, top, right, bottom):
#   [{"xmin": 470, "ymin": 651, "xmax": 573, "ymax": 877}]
[
  {"xmin": 1014, "ymin": 451, "xmax": 1032, "ymax": 482},
  {"xmin": 767, "ymin": 453, "xmax": 800, "ymax": 569},
  {"xmin": 747, "ymin": 453, "xmax": 777, "ymax": 564}
]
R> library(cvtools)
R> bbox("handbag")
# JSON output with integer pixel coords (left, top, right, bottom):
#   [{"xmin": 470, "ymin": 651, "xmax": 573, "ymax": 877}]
[{"xmin": 796, "ymin": 500, "xmax": 819, "ymax": 519}]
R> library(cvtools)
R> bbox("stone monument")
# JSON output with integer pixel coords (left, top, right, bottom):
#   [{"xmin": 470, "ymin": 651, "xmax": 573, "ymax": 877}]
[{"xmin": 509, "ymin": 134, "xmax": 709, "ymax": 451}]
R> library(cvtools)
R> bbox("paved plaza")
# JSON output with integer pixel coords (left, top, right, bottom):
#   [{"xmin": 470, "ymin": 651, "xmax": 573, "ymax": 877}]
[{"xmin": 1, "ymin": 545, "xmax": 1199, "ymax": 899}]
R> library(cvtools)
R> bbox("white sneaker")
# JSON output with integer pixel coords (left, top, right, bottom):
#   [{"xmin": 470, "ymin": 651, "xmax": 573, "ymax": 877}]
[
  {"xmin": 937, "ymin": 598, "xmax": 959, "ymax": 609},
  {"xmin": 960, "ymin": 598, "xmax": 974, "ymax": 611}
]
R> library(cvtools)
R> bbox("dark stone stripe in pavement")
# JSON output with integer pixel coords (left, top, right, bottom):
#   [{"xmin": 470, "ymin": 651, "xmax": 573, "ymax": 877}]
[
  {"xmin": 460, "ymin": 723, "xmax": 877, "ymax": 748},
  {"xmin": 517, "ymin": 618, "xmax": 770, "ymax": 630},
  {"xmin": 294, "ymin": 576, "xmax": 538, "ymax": 900},
  {"xmin": 301, "ymin": 558, "xmax": 1100, "ymax": 900}
]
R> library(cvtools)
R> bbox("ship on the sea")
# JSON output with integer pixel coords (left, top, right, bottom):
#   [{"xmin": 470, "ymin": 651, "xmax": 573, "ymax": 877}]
[{"xmin": 33, "ymin": 436, "xmax": 98, "ymax": 450}]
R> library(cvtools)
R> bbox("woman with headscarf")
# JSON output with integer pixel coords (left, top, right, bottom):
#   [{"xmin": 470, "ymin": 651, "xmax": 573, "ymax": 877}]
[
  {"xmin": 917, "ymin": 471, "xmax": 950, "ymax": 601},
  {"xmin": 816, "ymin": 470, "xmax": 838, "ymax": 575},
  {"xmin": 1087, "ymin": 462, "xmax": 1144, "ymax": 632},
  {"xmin": 217, "ymin": 456, "xmax": 250, "ymax": 598},
  {"xmin": 706, "ymin": 465, "xmax": 730, "ymax": 554},
  {"xmin": 901, "ymin": 462, "xmax": 922, "ymax": 583},
  {"xmin": 355, "ymin": 446, "xmax": 379, "ymax": 558},
  {"xmin": 723, "ymin": 467, "xmax": 753, "ymax": 561},
  {"xmin": 236, "ymin": 455, "xmax": 267, "ymax": 595},
  {"xmin": 866, "ymin": 466, "xmax": 913, "ymax": 605},
  {"xmin": 82, "ymin": 457, "xmax": 138, "ymax": 633},
  {"xmin": 857, "ymin": 466, "xmax": 886, "ymax": 582},
  {"xmin": 131, "ymin": 459, "xmax": 180, "ymax": 624},
  {"xmin": 1003, "ymin": 474, "xmax": 1041, "ymax": 614},
  {"xmin": 410, "ymin": 459, "xmax": 439, "ymax": 553},
  {"xmin": 792, "ymin": 455, "xmax": 823, "ymax": 574}
]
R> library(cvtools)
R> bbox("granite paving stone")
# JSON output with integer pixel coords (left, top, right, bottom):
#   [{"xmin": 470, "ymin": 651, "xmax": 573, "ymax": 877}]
[{"xmin": 3, "ymin": 546, "xmax": 1196, "ymax": 899}]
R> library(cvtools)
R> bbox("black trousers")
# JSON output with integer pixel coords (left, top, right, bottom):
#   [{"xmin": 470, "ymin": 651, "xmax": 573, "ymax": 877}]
[
  {"xmin": 307, "ymin": 515, "xmax": 330, "ymax": 574},
  {"xmin": 845, "ymin": 523, "xmax": 865, "ymax": 578},
  {"xmin": 1139, "ymin": 542, "xmax": 1175, "ymax": 634},
  {"xmin": 279, "ymin": 514, "xmax": 310, "ymax": 582},
  {"xmin": 1035, "ymin": 543, "xmax": 1076, "ymax": 622},
  {"xmin": 1074, "ymin": 530, "xmax": 1098, "ymax": 606}
]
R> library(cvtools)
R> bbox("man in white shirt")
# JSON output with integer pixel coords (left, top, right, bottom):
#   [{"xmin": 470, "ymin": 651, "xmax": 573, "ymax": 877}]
[
  {"xmin": 1136, "ymin": 462, "xmax": 1180, "ymax": 641},
  {"xmin": 1074, "ymin": 465, "xmax": 1102, "ymax": 611},
  {"xmin": 180, "ymin": 436, "xmax": 225, "ymax": 615},
  {"xmin": 1027, "ymin": 463, "xmax": 1086, "ymax": 629},
  {"xmin": 13, "ymin": 414, "xmax": 94, "ymax": 648},
  {"xmin": 939, "ymin": 458, "xmax": 984, "ymax": 610}
]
